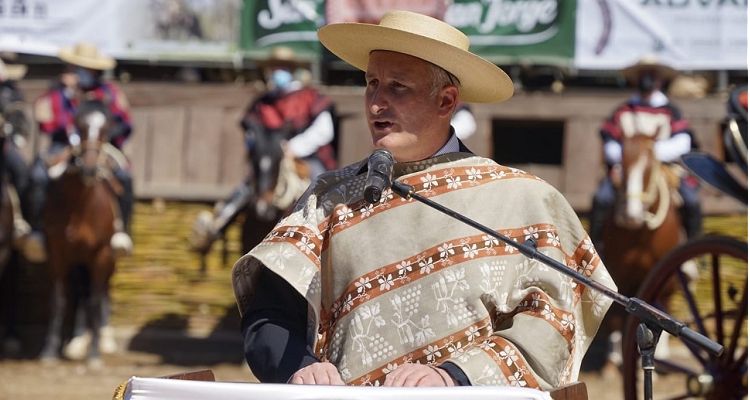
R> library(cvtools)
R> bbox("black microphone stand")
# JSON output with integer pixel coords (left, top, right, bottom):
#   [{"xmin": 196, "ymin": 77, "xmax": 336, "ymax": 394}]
[{"xmin": 389, "ymin": 180, "xmax": 723, "ymax": 400}]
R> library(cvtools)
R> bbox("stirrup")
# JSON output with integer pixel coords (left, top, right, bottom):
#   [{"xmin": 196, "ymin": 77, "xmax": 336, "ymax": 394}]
[
  {"xmin": 111, "ymin": 232, "xmax": 133, "ymax": 258},
  {"xmin": 21, "ymin": 231, "xmax": 47, "ymax": 263}
]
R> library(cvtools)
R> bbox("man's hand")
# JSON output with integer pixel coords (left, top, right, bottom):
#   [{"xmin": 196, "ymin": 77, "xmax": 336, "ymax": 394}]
[
  {"xmin": 289, "ymin": 362, "xmax": 346, "ymax": 385},
  {"xmin": 383, "ymin": 363, "xmax": 456, "ymax": 387}
]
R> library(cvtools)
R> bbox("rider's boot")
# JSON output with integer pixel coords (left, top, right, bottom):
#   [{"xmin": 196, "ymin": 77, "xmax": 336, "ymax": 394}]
[
  {"xmin": 188, "ymin": 183, "xmax": 253, "ymax": 253},
  {"xmin": 7, "ymin": 185, "xmax": 30, "ymax": 246},
  {"xmin": 5, "ymin": 147, "xmax": 31, "ymax": 244},
  {"xmin": 19, "ymin": 161, "xmax": 48, "ymax": 263},
  {"xmin": 111, "ymin": 174, "xmax": 134, "ymax": 258}
]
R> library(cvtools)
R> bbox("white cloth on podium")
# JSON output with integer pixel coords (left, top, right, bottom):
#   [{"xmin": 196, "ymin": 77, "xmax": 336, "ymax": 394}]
[{"xmin": 124, "ymin": 378, "xmax": 553, "ymax": 400}]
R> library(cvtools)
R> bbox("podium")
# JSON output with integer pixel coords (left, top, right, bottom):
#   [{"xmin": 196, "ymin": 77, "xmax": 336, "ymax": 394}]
[{"xmin": 113, "ymin": 370, "xmax": 587, "ymax": 400}]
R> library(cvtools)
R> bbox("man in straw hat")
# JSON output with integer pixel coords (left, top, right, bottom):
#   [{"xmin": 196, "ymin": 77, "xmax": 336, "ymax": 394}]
[
  {"xmin": 589, "ymin": 55, "xmax": 702, "ymax": 254},
  {"xmin": 232, "ymin": 11, "xmax": 614, "ymax": 388},
  {"xmin": 28, "ymin": 42, "xmax": 134, "ymax": 264},
  {"xmin": 189, "ymin": 45, "xmax": 337, "ymax": 253}
]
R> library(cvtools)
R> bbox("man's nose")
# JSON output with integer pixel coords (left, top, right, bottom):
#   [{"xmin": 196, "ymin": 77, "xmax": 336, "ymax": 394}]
[{"xmin": 368, "ymin": 89, "xmax": 387, "ymax": 114}]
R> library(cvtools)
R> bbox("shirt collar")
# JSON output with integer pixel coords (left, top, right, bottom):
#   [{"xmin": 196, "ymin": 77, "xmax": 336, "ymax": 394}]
[{"xmin": 432, "ymin": 128, "xmax": 460, "ymax": 157}]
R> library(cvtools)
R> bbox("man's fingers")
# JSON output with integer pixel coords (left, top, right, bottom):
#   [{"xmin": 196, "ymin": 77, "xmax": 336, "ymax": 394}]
[
  {"xmin": 311, "ymin": 366, "xmax": 334, "ymax": 384},
  {"xmin": 289, "ymin": 362, "xmax": 344, "ymax": 385},
  {"xmin": 327, "ymin": 367, "xmax": 346, "ymax": 385},
  {"xmin": 384, "ymin": 363, "xmax": 449, "ymax": 387}
]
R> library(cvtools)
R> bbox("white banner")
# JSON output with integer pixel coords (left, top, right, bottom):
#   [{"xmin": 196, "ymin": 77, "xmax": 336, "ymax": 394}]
[
  {"xmin": 0, "ymin": 0, "xmax": 116, "ymax": 57},
  {"xmin": 575, "ymin": 0, "xmax": 748, "ymax": 71},
  {"xmin": 0, "ymin": 0, "xmax": 241, "ymax": 62}
]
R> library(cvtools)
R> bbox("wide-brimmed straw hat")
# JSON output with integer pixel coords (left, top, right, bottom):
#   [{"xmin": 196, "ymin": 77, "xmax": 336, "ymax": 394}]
[
  {"xmin": 621, "ymin": 55, "xmax": 677, "ymax": 84},
  {"xmin": 257, "ymin": 46, "xmax": 309, "ymax": 69},
  {"xmin": 0, "ymin": 58, "xmax": 27, "ymax": 81},
  {"xmin": 317, "ymin": 10, "xmax": 513, "ymax": 103},
  {"xmin": 58, "ymin": 42, "xmax": 116, "ymax": 71}
]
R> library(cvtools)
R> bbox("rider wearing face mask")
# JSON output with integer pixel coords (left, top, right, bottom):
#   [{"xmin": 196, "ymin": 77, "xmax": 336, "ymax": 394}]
[
  {"xmin": 29, "ymin": 42, "xmax": 134, "ymax": 263},
  {"xmin": 188, "ymin": 46, "xmax": 338, "ymax": 254},
  {"xmin": 589, "ymin": 55, "xmax": 702, "ymax": 254}
]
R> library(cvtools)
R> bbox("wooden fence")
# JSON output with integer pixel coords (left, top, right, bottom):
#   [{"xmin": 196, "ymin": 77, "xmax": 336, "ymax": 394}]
[{"xmin": 16, "ymin": 80, "xmax": 746, "ymax": 214}]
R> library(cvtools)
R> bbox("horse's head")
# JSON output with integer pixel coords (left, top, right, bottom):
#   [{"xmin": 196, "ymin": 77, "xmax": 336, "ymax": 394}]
[
  {"xmin": 72, "ymin": 99, "xmax": 111, "ymax": 181},
  {"xmin": 244, "ymin": 119, "xmax": 292, "ymax": 221},
  {"xmin": 612, "ymin": 133, "xmax": 671, "ymax": 229}
]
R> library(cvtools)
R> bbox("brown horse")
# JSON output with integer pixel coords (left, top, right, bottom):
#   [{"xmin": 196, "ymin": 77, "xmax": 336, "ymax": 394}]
[
  {"xmin": 598, "ymin": 132, "xmax": 687, "ymax": 371},
  {"xmin": 39, "ymin": 99, "xmax": 121, "ymax": 365}
]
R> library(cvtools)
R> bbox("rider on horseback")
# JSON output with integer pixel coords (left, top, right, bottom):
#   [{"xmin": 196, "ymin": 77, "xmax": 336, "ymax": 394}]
[
  {"xmin": 24, "ymin": 43, "xmax": 134, "ymax": 262},
  {"xmin": 190, "ymin": 46, "xmax": 338, "ymax": 253},
  {"xmin": 0, "ymin": 55, "xmax": 33, "ymax": 244},
  {"xmin": 589, "ymin": 56, "xmax": 703, "ymax": 254}
]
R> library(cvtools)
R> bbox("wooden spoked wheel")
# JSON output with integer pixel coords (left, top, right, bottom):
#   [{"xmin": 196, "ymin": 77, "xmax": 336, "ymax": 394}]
[{"xmin": 622, "ymin": 235, "xmax": 748, "ymax": 400}]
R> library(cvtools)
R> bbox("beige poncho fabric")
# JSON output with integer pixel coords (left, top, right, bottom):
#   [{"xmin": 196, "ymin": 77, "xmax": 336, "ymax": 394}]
[{"xmin": 233, "ymin": 153, "xmax": 615, "ymax": 389}]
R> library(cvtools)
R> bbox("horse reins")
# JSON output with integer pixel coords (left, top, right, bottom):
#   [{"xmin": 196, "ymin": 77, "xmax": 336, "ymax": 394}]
[{"xmin": 626, "ymin": 153, "xmax": 671, "ymax": 230}]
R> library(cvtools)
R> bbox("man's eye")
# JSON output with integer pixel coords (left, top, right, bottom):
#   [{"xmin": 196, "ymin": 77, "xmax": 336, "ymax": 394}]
[{"xmin": 367, "ymin": 80, "xmax": 378, "ymax": 88}]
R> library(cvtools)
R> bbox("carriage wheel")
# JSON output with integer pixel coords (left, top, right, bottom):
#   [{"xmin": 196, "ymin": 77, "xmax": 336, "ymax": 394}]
[{"xmin": 622, "ymin": 235, "xmax": 748, "ymax": 400}]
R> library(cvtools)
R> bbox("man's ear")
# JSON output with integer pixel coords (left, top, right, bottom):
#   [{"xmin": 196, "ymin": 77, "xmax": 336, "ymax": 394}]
[{"xmin": 438, "ymin": 85, "xmax": 459, "ymax": 118}]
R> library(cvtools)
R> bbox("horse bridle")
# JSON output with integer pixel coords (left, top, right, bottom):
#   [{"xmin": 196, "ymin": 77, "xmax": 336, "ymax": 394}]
[{"xmin": 624, "ymin": 153, "xmax": 671, "ymax": 230}]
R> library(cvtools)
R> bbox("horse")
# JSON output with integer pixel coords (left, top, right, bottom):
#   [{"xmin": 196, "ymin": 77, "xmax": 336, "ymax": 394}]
[
  {"xmin": 39, "ymin": 99, "xmax": 123, "ymax": 366},
  {"xmin": 240, "ymin": 120, "xmax": 311, "ymax": 253},
  {"xmin": 0, "ymin": 97, "xmax": 25, "ymax": 356},
  {"xmin": 189, "ymin": 120, "xmax": 311, "ymax": 261},
  {"xmin": 596, "ymin": 130, "xmax": 688, "ymax": 374}
]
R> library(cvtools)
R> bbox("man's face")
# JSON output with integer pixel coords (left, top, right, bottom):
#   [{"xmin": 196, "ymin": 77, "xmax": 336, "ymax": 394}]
[
  {"xmin": 61, "ymin": 65, "xmax": 79, "ymax": 90},
  {"xmin": 364, "ymin": 51, "xmax": 457, "ymax": 162},
  {"xmin": 636, "ymin": 69, "xmax": 662, "ymax": 94}
]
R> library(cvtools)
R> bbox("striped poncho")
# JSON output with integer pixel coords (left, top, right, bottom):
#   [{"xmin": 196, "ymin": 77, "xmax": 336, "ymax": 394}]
[{"xmin": 233, "ymin": 152, "xmax": 615, "ymax": 389}]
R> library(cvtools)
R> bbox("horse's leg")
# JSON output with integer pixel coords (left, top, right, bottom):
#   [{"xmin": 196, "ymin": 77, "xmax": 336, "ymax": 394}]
[
  {"xmin": 85, "ymin": 270, "xmax": 103, "ymax": 367},
  {"xmin": 98, "ymin": 282, "xmax": 117, "ymax": 354},
  {"xmin": 0, "ymin": 252, "xmax": 21, "ymax": 356},
  {"xmin": 62, "ymin": 266, "xmax": 91, "ymax": 361},
  {"xmin": 40, "ymin": 278, "xmax": 66, "ymax": 363},
  {"xmin": 86, "ymin": 251, "xmax": 115, "ymax": 367},
  {"xmin": 241, "ymin": 213, "xmax": 276, "ymax": 254},
  {"xmin": 62, "ymin": 306, "xmax": 90, "ymax": 361}
]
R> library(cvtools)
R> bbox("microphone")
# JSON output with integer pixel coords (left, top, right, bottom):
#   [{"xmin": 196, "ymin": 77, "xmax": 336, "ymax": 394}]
[{"xmin": 363, "ymin": 148, "xmax": 395, "ymax": 204}]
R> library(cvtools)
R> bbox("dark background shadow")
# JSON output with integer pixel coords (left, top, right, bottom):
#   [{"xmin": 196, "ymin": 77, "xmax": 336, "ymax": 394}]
[{"xmin": 126, "ymin": 305, "xmax": 244, "ymax": 366}]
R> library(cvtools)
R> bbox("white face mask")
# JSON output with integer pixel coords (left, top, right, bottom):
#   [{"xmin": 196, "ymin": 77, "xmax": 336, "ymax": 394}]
[
  {"xmin": 271, "ymin": 69, "xmax": 293, "ymax": 89},
  {"xmin": 75, "ymin": 67, "xmax": 97, "ymax": 89}
]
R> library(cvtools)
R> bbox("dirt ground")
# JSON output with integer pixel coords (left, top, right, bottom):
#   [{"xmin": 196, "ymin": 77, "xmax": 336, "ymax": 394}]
[
  {"xmin": 0, "ymin": 209, "xmax": 742, "ymax": 400},
  {"xmin": 0, "ymin": 325, "xmax": 691, "ymax": 400},
  {"xmin": 0, "ymin": 326, "xmax": 708, "ymax": 400}
]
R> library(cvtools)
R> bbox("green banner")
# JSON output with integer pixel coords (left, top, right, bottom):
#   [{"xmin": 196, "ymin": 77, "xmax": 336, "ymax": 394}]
[
  {"xmin": 241, "ymin": 0, "xmax": 575, "ymax": 66},
  {"xmin": 240, "ymin": 0, "xmax": 324, "ymax": 60},
  {"xmin": 446, "ymin": 0, "xmax": 576, "ymax": 66}
]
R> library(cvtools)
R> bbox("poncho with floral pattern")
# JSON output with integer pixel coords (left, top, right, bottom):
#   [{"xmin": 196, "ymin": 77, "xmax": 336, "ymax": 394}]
[{"xmin": 233, "ymin": 153, "xmax": 616, "ymax": 389}]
